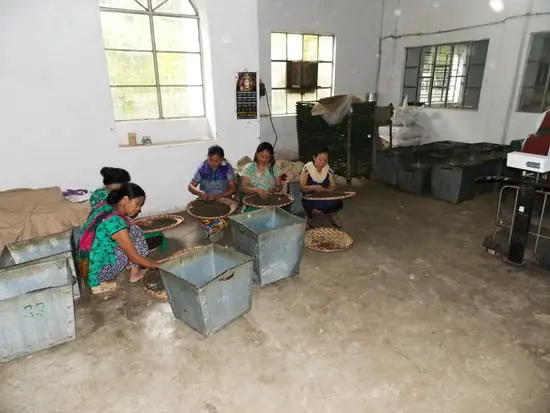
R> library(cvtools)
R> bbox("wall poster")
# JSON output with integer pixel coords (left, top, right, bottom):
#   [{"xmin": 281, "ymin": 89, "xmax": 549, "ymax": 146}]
[{"xmin": 236, "ymin": 71, "xmax": 258, "ymax": 120}]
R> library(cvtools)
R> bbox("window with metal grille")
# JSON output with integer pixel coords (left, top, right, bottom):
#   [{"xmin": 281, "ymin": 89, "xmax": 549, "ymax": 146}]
[
  {"xmin": 271, "ymin": 32, "xmax": 335, "ymax": 115},
  {"xmin": 518, "ymin": 32, "xmax": 550, "ymax": 113},
  {"xmin": 99, "ymin": 0, "xmax": 204, "ymax": 121},
  {"xmin": 402, "ymin": 40, "xmax": 489, "ymax": 109}
]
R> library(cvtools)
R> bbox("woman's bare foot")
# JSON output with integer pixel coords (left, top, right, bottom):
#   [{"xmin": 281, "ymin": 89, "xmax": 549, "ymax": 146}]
[
  {"xmin": 329, "ymin": 213, "xmax": 342, "ymax": 228},
  {"xmin": 128, "ymin": 267, "xmax": 146, "ymax": 284}
]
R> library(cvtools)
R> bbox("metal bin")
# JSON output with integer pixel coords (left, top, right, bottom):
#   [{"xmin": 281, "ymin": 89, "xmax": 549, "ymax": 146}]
[
  {"xmin": 160, "ymin": 244, "xmax": 253, "ymax": 337},
  {"xmin": 0, "ymin": 230, "xmax": 80, "ymax": 301},
  {"xmin": 229, "ymin": 207, "xmax": 307, "ymax": 286},
  {"xmin": 0, "ymin": 254, "xmax": 76, "ymax": 363}
]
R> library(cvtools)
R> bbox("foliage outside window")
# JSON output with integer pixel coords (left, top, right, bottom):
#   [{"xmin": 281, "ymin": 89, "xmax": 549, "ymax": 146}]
[
  {"xmin": 518, "ymin": 32, "xmax": 550, "ymax": 113},
  {"xmin": 99, "ymin": 0, "xmax": 204, "ymax": 121},
  {"xmin": 270, "ymin": 32, "xmax": 335, "ymax": 115},
  {"xmin": 403, "ymin": 40, "xmax": 489, "ymax": 109}
]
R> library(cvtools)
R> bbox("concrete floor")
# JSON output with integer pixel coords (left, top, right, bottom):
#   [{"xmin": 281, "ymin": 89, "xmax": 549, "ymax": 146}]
[{"xmin": 2, "ymin": 183, "xmax": 550, "ymax": 413}]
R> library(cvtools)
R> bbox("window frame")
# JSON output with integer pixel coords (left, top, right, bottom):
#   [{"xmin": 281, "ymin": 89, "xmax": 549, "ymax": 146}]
[
  {"xmin": 99, "ymin": 0, "xmax": 206, "ymax": 122},
  {"xmin": 402, "ymin": 39, "xmax": 489, "ymax": 110},
  {"xmin": 517, "ymin": 31, "xmax": 550, "ymax": 114},
  {"xmin": 270, "ymin": 31, "xmax": 335, "ymax": 115}
]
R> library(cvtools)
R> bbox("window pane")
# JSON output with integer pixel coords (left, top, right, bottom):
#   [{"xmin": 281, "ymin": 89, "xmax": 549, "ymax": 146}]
[
  {"xmin": 418, "ymin": 78, "xmax": 431, "ymax": 103},
  {"xmin": 467, "ymin": 64, "xmax": 485, "ymax": 88},
  {"xmin": 271, "ymin": 62, "xmax": 286, "ymax": 88},
  {"xmin": 302, "ymin": 90, "xmax": 316, "ymax": 102},
  {"xmin": 523, "ymin": 62, "xmax": 541, "ymax": 88},
  {"xmin": 403, "ymin": 88, "xmax": 417, "ymax": 102},
  {"xmin": 430, "ymin": 88, "xmax": 445, "ymax": 106},
  {"xmin": 100, "ymin": 0, "xmax": 146, "ymax": 10},
  {"xmin": 319, "ymin": 36, "xmax": 333, "ymax": 61},
  {"xmin": 286, "ymin": 91, "xmax": 302, "ymax": 114},
  {"xmin": 154, "ymin": 17, "xmax": 200, "ymax": 52},
  {"xmin": 100, "ymin": 12, "xmax": 152, "ymax": 50},
  {"xmin": 470, "ymin": 40, "xmax": 489, "ymax": 64},
  {"xmin": 447, "ymin": 76, "xmax": 466, "ymax": 104},
  {"xmin": 317, "ymin": 88, "xmax": 331, "ymax": 100},
  {"xmin": 271, "ymin": 33, "xmax": 286, "ymax": 60},
  {"xmin": 287, "ymin": 34, "xmax": 303, "ymax": 60},
  {"xmin": 111, "ymin": 87, "xmax": 159, "ymax": 120},
  {"xmin": 153, "ymin": 0, "xmax": 196, "ymax": 14},
  {"xmin": 519, "ymin": 87, "xmax": 541, "ymax": 112},
  {"xmin": 529, "ymin": 33, "xmax": 550, "ymax": 60},
  {"xmin": 303, "ymin": 35, "xmax": 318, "ymax": 61},
  {"xmin": 404, "ymin": 67, "xmax": 419, "ymax": 88},
  {"xmin": 463, "ymin": 88, "xmax": 480, "ymax": 109},
  {"xmin": 406, "ymin": 47, "xmax": 421, "ymax": 67},
  {"xmin": 161, "ymin": 86, "xmax": 204, "ymax": 117},
  {"xmin": 272, "ymin": 89, "xmax": 287, "ymax": 114},
  {"xmin": 318, "ymin": 62, "xmax": 332, "ymax": 87},
  {"xmin": 106, "ymin": 51, "xmax": 155, "ymax": 86},
  {"xmin": 158, "ymin": 53, "xmax": 202, "ymax": 85}
]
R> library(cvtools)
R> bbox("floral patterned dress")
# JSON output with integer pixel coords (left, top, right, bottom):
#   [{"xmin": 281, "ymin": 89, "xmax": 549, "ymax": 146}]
[
  {"xmin": 241, "ymin": 162, "xmax": 281, "ymax": 212},
  {"xmin": 191, "ymin": 161, "xmax": 236, "ymax": 235},
  {"xmin": 81, "ymin": 203, "xmax": 149, "ymax": 287},
  {"xmin": 89, "ymin": 188, "xmax": 109, "ymax": 208}
]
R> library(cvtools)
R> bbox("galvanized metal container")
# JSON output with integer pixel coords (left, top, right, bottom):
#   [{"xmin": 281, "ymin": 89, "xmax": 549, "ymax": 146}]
[
  {"xmin": 0, "ymin": 230, "xmax": 80, "ymax": 301},
  {"xmin": 229, "ymin": 207, "xmax": 307, "ymax": 286},
  {"xmin": 0, "ymin": 255, "xmax": 76, "ymax": 363},
  {"xmin": 160, "ymin": 244, "xmax": 253, "ymax": 337}
]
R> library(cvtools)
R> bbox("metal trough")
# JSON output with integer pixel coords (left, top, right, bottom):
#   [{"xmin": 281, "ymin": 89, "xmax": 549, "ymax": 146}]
[
  {"xmin": 0, "ymin": 230, "xmax": 80, "ymax": 301},
  {"xmin": 0, "ymin": 254, "xmax": 76, "ymax": 363},
  {"xmin": 160, "ymin": 244, "xmax": 253, "ymax": 337},
  {"xmin": 229, "ymin": 207, "xmax": 307, "ymax": 286}
]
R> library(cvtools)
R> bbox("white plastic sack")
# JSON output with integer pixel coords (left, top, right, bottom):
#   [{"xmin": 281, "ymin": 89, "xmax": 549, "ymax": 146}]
[{"xmin": 392, "ymin": 96, "xmax": 424, "ymax": 127}]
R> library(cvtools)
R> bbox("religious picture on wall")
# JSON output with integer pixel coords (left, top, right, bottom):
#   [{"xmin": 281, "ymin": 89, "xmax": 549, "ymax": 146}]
[{"xmin": 236, "ymin": 71, "xmax": 258, "ymax": 119}]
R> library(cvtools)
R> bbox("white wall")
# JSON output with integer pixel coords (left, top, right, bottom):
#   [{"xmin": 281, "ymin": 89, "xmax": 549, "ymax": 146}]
[
  {"xmin": 0, "ymin": 0, "xmax": 260, "ymax": 214},
  {"xmin": 258, "ymin": 0, "xmax": 384, "ymax": 159},
  {"xmin": 378, "ymin": 0, "xmax": 550, "ymax": 144}
]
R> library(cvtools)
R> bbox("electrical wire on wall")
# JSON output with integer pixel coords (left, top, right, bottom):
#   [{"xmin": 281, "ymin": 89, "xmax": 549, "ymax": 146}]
[{"xmin": 264, "ymin": 85, "xmax": 279, "ymax": 149}]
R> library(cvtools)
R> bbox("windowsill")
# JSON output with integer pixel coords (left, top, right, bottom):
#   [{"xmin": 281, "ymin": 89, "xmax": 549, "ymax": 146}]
[
  {"xmin": 421, "ymin": 107, "xmax": 479, "ymax": 112},
  {"xmin": 118, "ymin": 137, "xmax": 214, "ymax": 149},
  {"xmin": 259, "ymin": 113, "xmax": 297, "ymax": 118}
]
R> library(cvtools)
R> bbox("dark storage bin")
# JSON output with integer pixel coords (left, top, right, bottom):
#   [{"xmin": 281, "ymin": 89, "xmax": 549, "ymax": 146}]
[
  {"xmin": 377, "ymin": 150, "xmax": 411, "ymax": 186},
  {"xmin": 397, "ymin": 163, "xmax": 432, "ymax": 195},
  {"xmin": 431, "ymin": 162, "xmax": 482, "ymax": 203}
]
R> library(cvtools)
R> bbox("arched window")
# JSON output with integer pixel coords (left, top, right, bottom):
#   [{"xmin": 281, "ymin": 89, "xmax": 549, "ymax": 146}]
[{"xmin": 99, "ymin": 0, "xmax": 204, "ymax": 121}]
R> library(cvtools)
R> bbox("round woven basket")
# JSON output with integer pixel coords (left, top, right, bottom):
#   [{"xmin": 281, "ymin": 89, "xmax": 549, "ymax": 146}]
[
  {"xmin": 143, "ymin": 246, "xmax": 208, "ymax": 301},
  {"xmin": 135, "ymin": 214, "xmax": 185, "ymax": 234},
  {"xmin": 303, "ymin": 191, "xmax": 356, "ymax": 202},
  {"xmin": 242, "ymin": 193, "xmax": 294, "ymax": 208},
  {"xmin": 304, "ymin": 227, "xmax": 354, "ymax": 252},
  {"xmin": 186, "ymin": 198, "xmax": 237, "ymax": 220}
]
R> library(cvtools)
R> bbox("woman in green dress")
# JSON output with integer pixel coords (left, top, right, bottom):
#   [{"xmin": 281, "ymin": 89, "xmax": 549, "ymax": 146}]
[
  {"xmin": 89, "ymin": 167, "xmax": 131, "ymax": 208},
  {"xmin": 240, "ymin": 142, "xmax": 282, "ymax": 211},
  {"xmin": 79, "ymin": 183, "xmax": 158, "ymax": 291}
]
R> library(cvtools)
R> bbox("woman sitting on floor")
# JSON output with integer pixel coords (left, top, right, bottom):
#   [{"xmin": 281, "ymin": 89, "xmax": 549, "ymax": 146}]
[
  {"xmin": 79, "ymin": 183, "xmax": 158, "ymax": 292},
  {"xmin": 240, "ymin": 142, "xmax": 282, "ymax": 211},
  {"xmin": 188, "ymin": 145, "xmax": 236, "ymax": 241},
  {"xmin": 90, "ymin": 167, "xmax": 131, "ymax": 208},
  {"xmin": 300, "ymin": 146, "xmax": 343, "ymax": 228}
]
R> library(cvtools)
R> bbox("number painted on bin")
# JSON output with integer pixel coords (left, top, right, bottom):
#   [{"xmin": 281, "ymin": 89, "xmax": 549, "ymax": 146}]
[{"xmin": 23, "ymin": 302, "xmax": 45, "ymax": 318}]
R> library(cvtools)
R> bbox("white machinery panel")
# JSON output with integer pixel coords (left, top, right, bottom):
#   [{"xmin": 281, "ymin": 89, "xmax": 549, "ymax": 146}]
[{"xmin": 507, "ymin": 151, "xmax": 550, "ymax": 173}]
